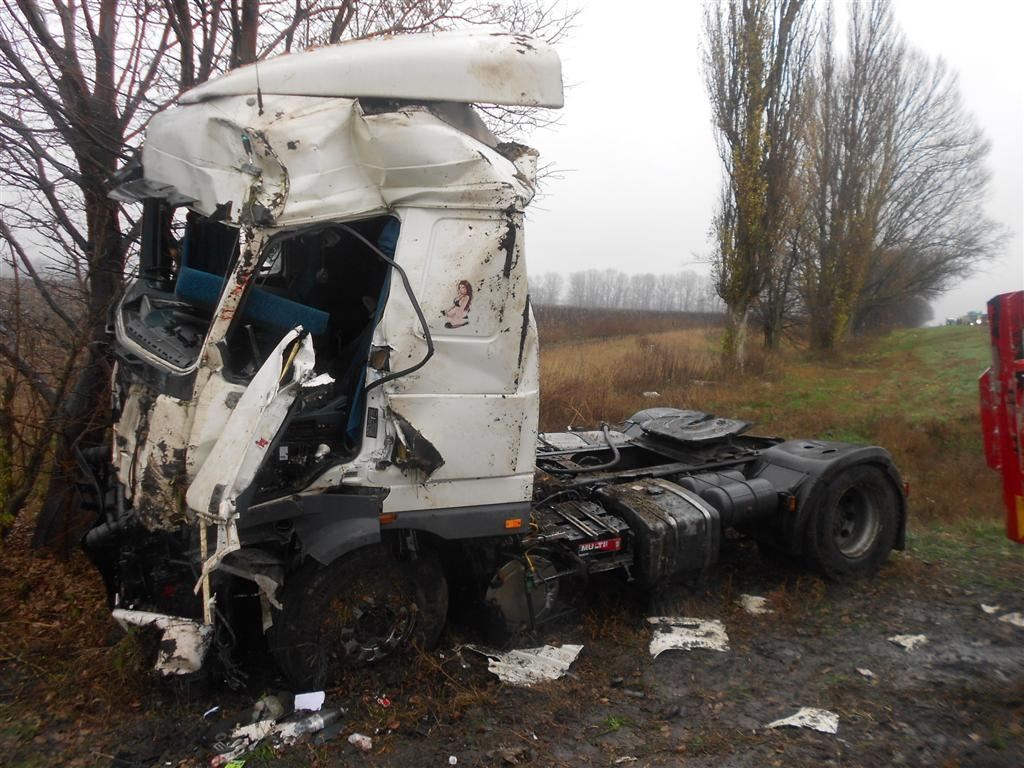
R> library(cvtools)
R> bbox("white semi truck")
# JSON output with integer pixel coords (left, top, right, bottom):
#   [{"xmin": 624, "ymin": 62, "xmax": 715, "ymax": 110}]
[{"xmin": 81, "ymin": 32, "xmax": 907, "ymax": 687}]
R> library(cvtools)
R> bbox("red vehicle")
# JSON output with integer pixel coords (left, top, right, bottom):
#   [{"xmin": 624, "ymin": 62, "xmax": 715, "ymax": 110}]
[{"xmin": 980, "ymin": 291, "xmax": 1024, "ymax": 542}]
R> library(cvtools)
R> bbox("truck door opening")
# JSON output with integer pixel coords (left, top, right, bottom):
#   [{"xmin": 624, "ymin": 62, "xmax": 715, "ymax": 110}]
[{"xmin": 227, "ymin": 217, "xmax": 398, "ymax": 498}]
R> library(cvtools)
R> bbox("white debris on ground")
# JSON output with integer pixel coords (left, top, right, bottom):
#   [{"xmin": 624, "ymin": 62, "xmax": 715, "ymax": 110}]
[
  {"xmin": 998, "ymin": 612, "xmax": 1024, "ymax": 628},
  {"xmin": 642, "ymin": 391, "xmax": 661, "ymax": 399},
  {"xmin": 647, "ymin": 617, "xmax": 730, "ymax": 657},
  {"xmin": 348, "ymin": 733, "xmax": 373, "ymax": 752},
  {"xmin": 980, "ymin": 604, "xmax": 1001, "ymax": 614},
  {"xmin": 888, "ymin": 634, "xmax": 928, "ymax": 651},
  {"xmin": 211, "ymin": 709, "xmax": 344, "ymax": 764},
  {"xmin": 856, "ymin": 668, "xmax": 876, "ymax": 679},
  {"xmin": 211, "ymin": 720, "xmax": 276, "ymax": 765},
  {"xmin": 293, "ymin": 691, "xmax": 325, "ymax": 712},
  {"xmin": 111, "ymin": 609, "xmax": 214, "ymax": 675},
  {"xmin": 275, "ymin": 711, "xmax": 342, "ymax": 747},
  {"xmin": 737, "ymin": 594, "xmax": 773, "ymax": 615},
  {"xmin": 464, "ymin": 644, "xmax": 583, "ymax": 686},
  {"xmin": 766, "ymin": 707, "xmax": 840, "ymax": 734}
]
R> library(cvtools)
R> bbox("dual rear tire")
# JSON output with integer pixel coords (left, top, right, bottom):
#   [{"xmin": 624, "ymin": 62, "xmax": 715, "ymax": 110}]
[{"xmin": 802, "ymin": 465, "xmax": 901, "ymax": 580}]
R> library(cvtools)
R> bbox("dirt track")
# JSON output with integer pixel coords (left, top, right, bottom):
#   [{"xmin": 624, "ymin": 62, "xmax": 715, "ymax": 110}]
[{"xmin": 4, "ymin": 531, "xmax": 1023, "ymax": 768}]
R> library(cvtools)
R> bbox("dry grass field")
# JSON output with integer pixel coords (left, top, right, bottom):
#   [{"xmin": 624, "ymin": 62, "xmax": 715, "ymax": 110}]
[{"xmin": 539, "ymin": 317, "xmax": 1004, "ymax": 532}]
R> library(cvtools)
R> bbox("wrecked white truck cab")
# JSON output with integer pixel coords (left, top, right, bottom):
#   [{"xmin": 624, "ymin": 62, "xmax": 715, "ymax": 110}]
[{"xmin": 86, "ymin": 32, "xmax": 907, "ymax": 687}]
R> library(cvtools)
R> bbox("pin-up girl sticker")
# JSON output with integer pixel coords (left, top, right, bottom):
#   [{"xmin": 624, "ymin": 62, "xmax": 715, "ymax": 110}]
[{"xmin": 443, "ymin": 280, "xmax": 473, "ymax": 329}]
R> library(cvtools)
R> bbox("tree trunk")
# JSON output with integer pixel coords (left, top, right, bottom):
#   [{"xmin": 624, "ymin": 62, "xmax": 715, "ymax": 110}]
[
  {"xmin": 724, "ymin": 303, "xmax": 751, "ymax": 370},
  {"xmin": 32, "ymin": 189, "xmax": 121, "ymax": 553}
]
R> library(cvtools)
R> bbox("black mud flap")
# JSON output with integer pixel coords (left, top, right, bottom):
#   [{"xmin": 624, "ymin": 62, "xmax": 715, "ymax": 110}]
[{"xmin": 751, "ymin": 440, "xmax": 908, "ymax": 555}]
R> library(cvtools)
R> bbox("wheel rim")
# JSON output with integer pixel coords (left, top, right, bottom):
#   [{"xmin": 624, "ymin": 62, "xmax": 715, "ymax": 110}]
[
  {"xmin": 832, "ymin": 485, "xmax": 881, "ymax": 559},
  {"xmin": 323, "ymin": 585, "xmax": 419, "ymax": 666}
]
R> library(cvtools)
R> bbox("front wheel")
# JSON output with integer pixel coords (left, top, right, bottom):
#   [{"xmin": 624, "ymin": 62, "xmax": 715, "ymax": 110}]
[
  {"xmin": 270, "ymin": 544, "xmax": 448, "ymax": 689},
  {"xmin": 804, "ymin": 465, "xmax": 900, "ymax": 580}
]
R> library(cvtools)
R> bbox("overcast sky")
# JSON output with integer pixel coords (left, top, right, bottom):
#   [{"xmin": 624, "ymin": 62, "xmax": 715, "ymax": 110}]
[{"xmin": 525, "ymin": 0, "xmax": 1023, "ymax": 321}]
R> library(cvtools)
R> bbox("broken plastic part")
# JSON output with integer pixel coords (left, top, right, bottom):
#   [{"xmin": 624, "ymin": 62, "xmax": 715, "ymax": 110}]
[
  {"xmin": 888, "ymin": 634, "xmax": 928, "ymax": 651},
  {"xmin": 647, "ymin": 617, "xmax": 730, "ymax": 657},
  {"xmin": 179, "ymin": 32, "xmax": 564, "ymax": 108},
  {"xmin": 463, "ymin": 644, "xmax": 583, "ymax": 686},
  {"xmin": 348, "ymin": 733, "xmax": 373, "ymax": 752},
  {"xmin": 112, "ymin": 609, "xmax": 213, "ymax": 675},
  {"xmin": 766, "ymin": 707, "xmax": 839, "ymax": 734},
  {"xmin": 737, "ymin": 594, "xmax": 773, "ymax": 615}
]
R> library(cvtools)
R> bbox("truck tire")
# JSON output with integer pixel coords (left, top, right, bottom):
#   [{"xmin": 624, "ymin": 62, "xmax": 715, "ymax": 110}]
[
  {"xmin": 803, "ymin": 465, "xmax": 899, "ymax": 580},
  {"xmin": 270, "ymin": 544, "xmax": 448, "ymax": 689}
]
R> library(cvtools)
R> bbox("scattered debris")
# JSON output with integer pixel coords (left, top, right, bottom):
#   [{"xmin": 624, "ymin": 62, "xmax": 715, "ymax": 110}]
[
  {"xmin": 375, "ymin": 694, "xmax": 392, "ymax": 708},
  {"xmin": 464, "ymin": 644, "xmax": 583, "ymax": 686},
  {"xmin": 348, "ymin": 733, "xmax": 373, "ymax": 752},
  {"xmin": 252, "ymin": 693, "xmax": 286, "ymax": 722},
  {"xmin": 302, "ymin": 372, "xmax": 336, "ymax": 389},
  {"xmin": 211, "ymin": 721, "xmax": 276, "ymax": 766},
  {"xmin": 999, "ymin": 612, "xmax": 1024, "ymax": 628},
  {"xmin": 276, "ymin": 710, "xmax": 343, "ymax": 747},
  {"xmin": 737, "ymin": 594, "xmax": 773, "ymax": 615},
  {"xmin": 294, "ymin": 691, "xmax": 325, "ymax": 712},
  {"xmin": 211, "ymin": 709, "xmax": 344, "ymax": 764},
  {"xmin": 203, "ymin": 706, "xmax": 222, "ymax": 720},
  {"xmin": 449, "ymin": 756, "xmax": 459, "ymax": 765},
  {"xmin": 766, "ymin": 707, "xmax": 840, "ymax": 734},
  {"xmin": 647, "ymin": 617, "xmax": 730, "ymax": 657},
  {"xmin": 888, "ymin": 634, "xmax": 928, "ymax": 651},
  {"xmin": 980, "ymin": 603, "xmax": 1001, "ymax": 614},
  {"xmin": 492, "ymin": 746, "xmax": 530, "ymax": 765},
  {"xmin": 614, "ymin": 757, "xmax": 638, "ymax": 764},
  {"xmin": 856, "ymin": 668, "xmax": 876, "ymax": 679},
  {"xmin": 111, "ymin": 609, "xmax": 213, "ymax": 675},
  {"xmin": 642, "ymin": 391, "xmax": 661, "ymax": 399}
]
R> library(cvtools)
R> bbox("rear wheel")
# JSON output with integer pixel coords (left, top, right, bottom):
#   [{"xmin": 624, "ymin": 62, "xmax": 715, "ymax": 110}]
[
  {"xmin": 270, "ymin": 544, "xmax": 448, "ymax": 689},
  {"xmin": 804, "ymin": 465, "xmax": 899, "ymax": 580}
]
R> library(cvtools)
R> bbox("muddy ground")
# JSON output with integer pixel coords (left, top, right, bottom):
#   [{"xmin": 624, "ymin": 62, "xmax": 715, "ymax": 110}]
[{"xmin": 2, "ymin": 528, "xmax": 1023, "ymax": 768}]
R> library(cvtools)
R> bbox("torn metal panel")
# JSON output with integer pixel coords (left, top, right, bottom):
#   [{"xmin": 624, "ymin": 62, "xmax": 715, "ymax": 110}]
[
  {"xmin": 134, "ymin": 94, "xmax": 537, "ymax": 227},
  {"xmin": 180, "ymin": 31, "xmax": 563, "ymax": 108},
  {"xmin": 126, "ymin": 394, "xmax": 192, "ymax": 531},
  {"xmin": 392, "ymin": 412, "xmax": 445, "ymax": 477},
  {"xmin": 186, "ymin": 329, "xmax": 315, "ymax": 577},
  {"xmin": 112, "ymin": 609, "xmax": 213, "ymax": 675}
]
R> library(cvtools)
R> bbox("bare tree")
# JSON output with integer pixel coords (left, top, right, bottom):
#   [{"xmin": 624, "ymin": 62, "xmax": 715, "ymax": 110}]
[
  {"xmin": 702, "ymin": 0, "xmax": 815, "ymax": 366},
  {"xmin": 0, "ymin": 0, "xmax": 577, "ymax": 545},
  {"xmin": 0, "ymin": 0, "xmax": 177, "ymax": 544},
  {"xmin": 529, "ymin": 271, "xmax": 565, "ymax": 305},
  {"xmin": 799, "ymin": 0, "xmax": 1000, "ymax": 349}
]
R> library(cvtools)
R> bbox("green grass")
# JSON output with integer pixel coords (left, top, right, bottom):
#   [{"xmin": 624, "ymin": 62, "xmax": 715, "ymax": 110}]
[{"xmin": 540, "ymin": 322, "xmax": 1008, "ymax": 532}]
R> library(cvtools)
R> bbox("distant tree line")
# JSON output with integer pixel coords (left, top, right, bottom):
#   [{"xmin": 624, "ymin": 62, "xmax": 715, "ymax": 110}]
[
  {"xmin": 530, "ymin": 269, "xmax": 724, "ymax": 312},
  {"xmin": 702, "ymin": 0, "xmax": 1003, "ymax": 366}
]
